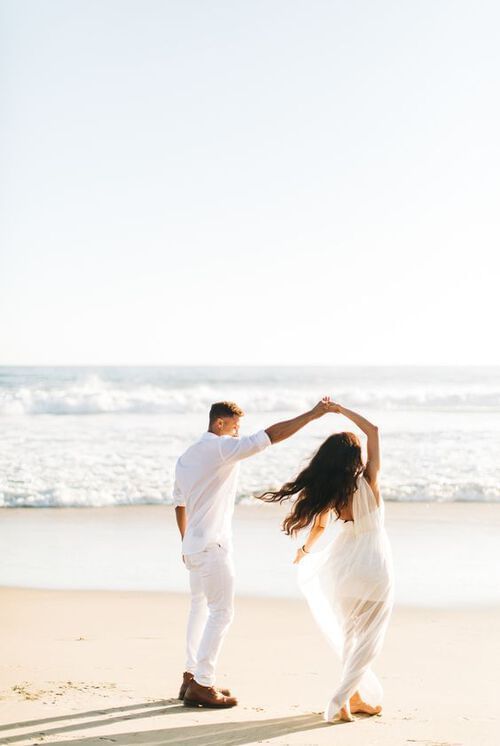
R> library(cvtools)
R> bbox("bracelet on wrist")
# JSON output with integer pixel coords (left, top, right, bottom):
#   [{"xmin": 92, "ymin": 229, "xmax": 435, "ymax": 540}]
[{"xmin": 301, "ymin": 544, "xmax": 309, "ymax": 554}]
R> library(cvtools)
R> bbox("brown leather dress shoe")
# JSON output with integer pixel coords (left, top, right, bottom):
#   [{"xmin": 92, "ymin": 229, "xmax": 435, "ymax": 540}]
[
  {"xmin": 183, "ymin": 679, "xmax": 238, "ymax": 708},
  {"xmin": 178, "ymin": 671, "xmax": 231, "ymax": 700}
]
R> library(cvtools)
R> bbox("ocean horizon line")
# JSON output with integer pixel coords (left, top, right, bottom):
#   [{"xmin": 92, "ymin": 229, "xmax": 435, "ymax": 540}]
[{"xmin": 2, "ymin": 363, "xmax": 500, "ymax": 369}]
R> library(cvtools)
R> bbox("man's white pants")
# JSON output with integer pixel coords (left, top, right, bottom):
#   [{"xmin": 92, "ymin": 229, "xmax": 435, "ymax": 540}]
[{"xmin": 184, "ymin": 543, "xmax": 235, "ymax": 687}]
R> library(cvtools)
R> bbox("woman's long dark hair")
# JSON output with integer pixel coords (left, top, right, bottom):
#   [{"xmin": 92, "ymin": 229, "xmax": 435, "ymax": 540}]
[{"xmin": 258, "ymin": 432, "xmax": 364, "ymax": 535}]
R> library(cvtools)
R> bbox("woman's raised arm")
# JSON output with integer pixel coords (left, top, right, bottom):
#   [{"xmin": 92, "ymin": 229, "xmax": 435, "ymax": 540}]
[{"xmin": 327, "ymin": 402, "xmax": 380, "ymax": 497}]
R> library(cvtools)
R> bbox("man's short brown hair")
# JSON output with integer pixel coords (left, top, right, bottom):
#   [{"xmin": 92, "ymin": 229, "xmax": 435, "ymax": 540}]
[{"xmin": 209, "ymin": 401, "xmax": 244, "ymax": 423}]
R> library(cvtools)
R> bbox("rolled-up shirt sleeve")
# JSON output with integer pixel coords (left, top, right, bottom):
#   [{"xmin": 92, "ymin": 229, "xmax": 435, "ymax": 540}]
[
  {"xmin": 173, "ymin": 477, "xmax": 185, "ymax": 507},
  {"xmin": 219, "ymin": 429, "xmax": 272, "ymax": 464}
]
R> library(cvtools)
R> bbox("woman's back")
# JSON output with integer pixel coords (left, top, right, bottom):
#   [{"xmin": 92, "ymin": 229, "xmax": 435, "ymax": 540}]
[
  {"xmin": 336, "ymin": 475, "xmax": 380, "ymax": 527},
  {"xmin": 338, "ymin": 504, "xmax": 354, "ymax": 522}
]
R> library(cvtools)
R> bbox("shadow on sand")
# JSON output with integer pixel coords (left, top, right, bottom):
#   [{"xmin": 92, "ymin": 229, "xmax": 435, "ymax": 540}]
[{"xmin": 0, "ymin": 699, "xmax": 338, "ymax": 745}]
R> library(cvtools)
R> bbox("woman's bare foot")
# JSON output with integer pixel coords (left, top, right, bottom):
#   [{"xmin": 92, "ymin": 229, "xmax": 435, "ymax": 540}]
[
  {"xmin": 339, "ymin": 705, "xmax": 355, "ymax": 722},
  {"xmin": 349, "ymin": 691, "xmax": 382, "ymax": 716},
  {"xmin": 324, "ymin": 700, "xmax": 354, "ymax": 723}
]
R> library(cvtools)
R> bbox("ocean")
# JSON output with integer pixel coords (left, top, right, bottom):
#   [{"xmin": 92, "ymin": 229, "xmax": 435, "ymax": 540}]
[{"xmin": 1, "ymin": 365, "xmax": 499, "ymax": 508}]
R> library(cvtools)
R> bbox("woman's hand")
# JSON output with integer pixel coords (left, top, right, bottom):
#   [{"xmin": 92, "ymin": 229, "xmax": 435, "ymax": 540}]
[
  {"xmin": 326, "ymin": 401, "xmax": 342, "ymax": 413},
  {"xmin": 293, "ymin": 546, "xmax": 307, "ymax": 564}
]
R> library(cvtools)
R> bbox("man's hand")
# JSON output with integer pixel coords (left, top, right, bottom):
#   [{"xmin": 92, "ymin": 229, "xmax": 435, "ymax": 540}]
[{"xmin": 310, "ymin": 396, "xmax": 333, "ymax": 419}]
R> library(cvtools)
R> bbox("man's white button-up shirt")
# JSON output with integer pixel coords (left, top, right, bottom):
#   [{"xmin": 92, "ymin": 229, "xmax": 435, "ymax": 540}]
[{"xmin": 173, "ymin": 429, "xmax": 272, "ymax": 555}]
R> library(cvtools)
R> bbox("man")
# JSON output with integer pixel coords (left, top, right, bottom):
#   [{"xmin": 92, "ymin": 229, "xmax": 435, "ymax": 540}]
[{"xmin": 173, "ymin": 397, "xmax": 332, "ymax": 708}]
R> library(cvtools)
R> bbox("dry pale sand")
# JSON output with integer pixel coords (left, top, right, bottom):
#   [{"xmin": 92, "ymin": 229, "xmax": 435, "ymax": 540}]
[{"xmin": 0, "ymin": 588, "xmax": 498, "ymax": 746}]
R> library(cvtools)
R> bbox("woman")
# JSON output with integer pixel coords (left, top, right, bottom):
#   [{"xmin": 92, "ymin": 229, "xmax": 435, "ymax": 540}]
[{"xmin": 259, "ymin": 401, "xmax": 394, "ymax": 723}]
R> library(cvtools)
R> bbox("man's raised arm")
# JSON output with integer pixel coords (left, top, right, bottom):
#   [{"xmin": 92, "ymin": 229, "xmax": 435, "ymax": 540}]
[{"xmin": 265, "ymin": 397, "xmax": 331, "ymax": 444}]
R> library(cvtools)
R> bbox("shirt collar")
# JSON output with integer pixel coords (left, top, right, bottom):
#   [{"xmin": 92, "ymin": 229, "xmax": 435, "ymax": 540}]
[{"xmin": 200, "ymin": 431, "xmax": 219, "ymax": 440}]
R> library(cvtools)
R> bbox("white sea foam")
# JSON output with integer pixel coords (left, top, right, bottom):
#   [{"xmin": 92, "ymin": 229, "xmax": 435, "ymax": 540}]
[{"xmin": 0, "ymin": 367, "xmax": 499, "ymax": 507}]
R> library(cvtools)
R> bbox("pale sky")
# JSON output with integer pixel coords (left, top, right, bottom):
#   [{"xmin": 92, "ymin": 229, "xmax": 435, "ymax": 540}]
[{"xmin": 1, "ymin": 0, "xmax": 499, "ymax": 365}]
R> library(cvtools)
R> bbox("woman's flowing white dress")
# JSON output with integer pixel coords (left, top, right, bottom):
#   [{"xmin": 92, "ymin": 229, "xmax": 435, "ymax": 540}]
[{"xmin": 297, "ymin": 475, "xmax": 394, "ymax": 721}]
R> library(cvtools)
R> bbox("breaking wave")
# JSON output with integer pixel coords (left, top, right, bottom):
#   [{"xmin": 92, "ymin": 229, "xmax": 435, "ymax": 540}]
[{"xmin": 1, "ymin": 376, "xmax": 499, "ymax": 415}]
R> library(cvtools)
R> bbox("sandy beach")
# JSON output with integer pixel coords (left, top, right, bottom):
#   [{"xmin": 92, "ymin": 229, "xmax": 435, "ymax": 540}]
[
  {"xmin": 0, "ymin": 588, "xmax": 498, "ymax": 745},
  {"xmin": 1, "ymin": 503, "xmax": 500, "ymax": 745}
]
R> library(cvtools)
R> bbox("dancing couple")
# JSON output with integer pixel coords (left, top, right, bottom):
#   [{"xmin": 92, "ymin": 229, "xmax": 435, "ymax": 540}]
[{"xmin": 173, "ymin": 397, "xmax": 394, "ymax": 723}]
